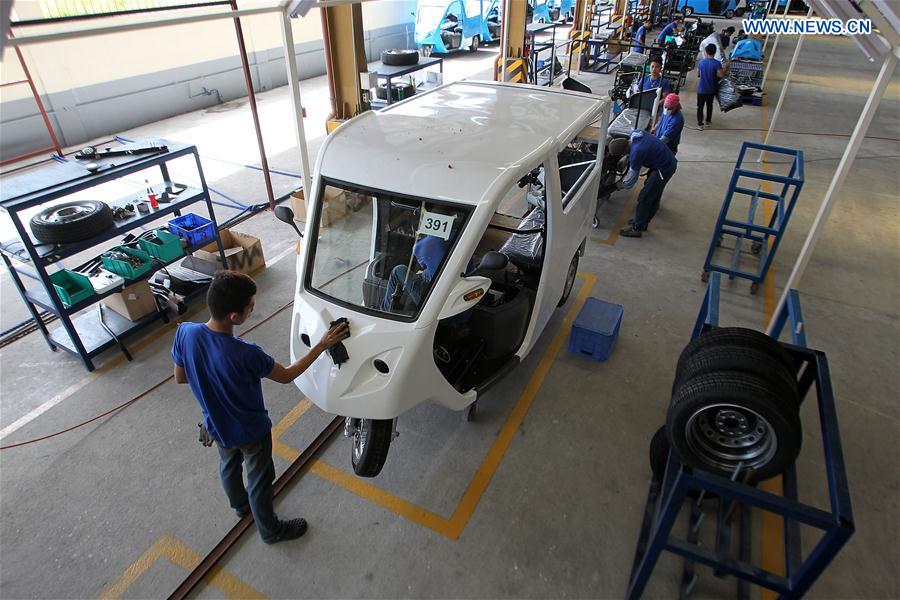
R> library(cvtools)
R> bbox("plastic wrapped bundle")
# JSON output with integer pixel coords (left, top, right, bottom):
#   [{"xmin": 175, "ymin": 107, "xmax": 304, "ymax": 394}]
[
  {"xmin": 608, "ymin": 108, "xmax": 653, "ymax": 138},
  {"xmin": 717, "ymin": 78, "xmax": 743, "ymax": 113},
  {"xmin": 500, "ymin": 208, "xmax": 545, "ymax": 271}
]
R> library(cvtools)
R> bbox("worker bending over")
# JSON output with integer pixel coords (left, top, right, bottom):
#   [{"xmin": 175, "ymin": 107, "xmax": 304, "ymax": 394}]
[
  {"xmin": 656, "ymin": 16, "xmax": 682, "ymax": 44},
  {"xmin": 612, "ymin": 130, "xmax": 678, "ymax": 238}
]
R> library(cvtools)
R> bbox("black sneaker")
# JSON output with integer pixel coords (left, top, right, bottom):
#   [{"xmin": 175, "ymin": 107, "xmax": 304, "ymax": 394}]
[
  {"xmin": 264, "ymin": 518, "xmax": 308, "ymax": 544},
  {"xmin": 619, "ymin": 226, "xmax": 644, "ymax": 238},
  {"xmin": 236, "ymin": 507, "xmax": 251, "ymax": 519}
]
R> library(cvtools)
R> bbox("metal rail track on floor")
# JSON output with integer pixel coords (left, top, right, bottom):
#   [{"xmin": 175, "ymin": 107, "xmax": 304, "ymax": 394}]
[{"xmin": 168, "ymin": 416, "xmax": 344, "ymax": 600}]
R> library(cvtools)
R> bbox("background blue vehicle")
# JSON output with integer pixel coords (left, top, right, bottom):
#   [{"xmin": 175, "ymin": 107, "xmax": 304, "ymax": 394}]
[
  {"xmin": 415, "ymin": 0, "xmax": 491, "ymax": 56},
  {"xmin": 530, "ymin": 0, "xmax": 552, "ymax": 23},
  {"xmin": 678, "ymin": 0, "xmax": 748, "ymax": 18},
  {"xmin": 549, "ymin": 0, "xmax": 575, "ymax": 22}
]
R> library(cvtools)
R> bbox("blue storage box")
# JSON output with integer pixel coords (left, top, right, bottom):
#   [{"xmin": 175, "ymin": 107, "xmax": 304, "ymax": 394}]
[
  {"xmin": 167, "ymin": 213, "xmax": 215, "ymax": 248},
  {"xmin": 568, "ymin": 297, "xmax": 624, "ymax": 361}
]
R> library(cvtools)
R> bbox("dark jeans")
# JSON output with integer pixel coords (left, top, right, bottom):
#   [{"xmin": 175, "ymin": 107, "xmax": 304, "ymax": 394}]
[
  {"xmin": 697, "ymin": 93, "xmax": 715, "ymax": 125},
  {"xmin": 382, "ymin": 265, "xmax": 428, "ymax": 312},
  {"xmin": 633, "ymin": 165, "xmax": 677, "ymax": 230},
  {"xmin": 217, "ymin": 431, "xmax": 281, "ymax": 542}
]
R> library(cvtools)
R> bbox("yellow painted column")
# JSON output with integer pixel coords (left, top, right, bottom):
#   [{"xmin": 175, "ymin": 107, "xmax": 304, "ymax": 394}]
[{"xmin": 320, "ymin": 3, "xmax": 368, "ymax": 129}]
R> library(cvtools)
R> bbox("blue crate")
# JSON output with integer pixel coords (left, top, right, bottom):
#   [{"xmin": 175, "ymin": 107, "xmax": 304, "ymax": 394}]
[
  {"xmin": 167, "ymin": 213, "xmax": 215, "ymax": 248},
  {"xmin": 568, "ymin": 297, "xmax": 624, "ymax": 361}
]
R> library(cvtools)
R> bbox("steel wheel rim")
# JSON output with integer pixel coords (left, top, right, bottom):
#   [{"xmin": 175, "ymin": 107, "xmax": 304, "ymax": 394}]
[
  {"xmin": 353, "ymin": 420, "xmax": 368, "ymax": 461},
  {"xmin": 684, "ymin": 403, "xmax": 777, "ymax": 472},
  {"xmin": 46, "ymin": 204, "xmax": 91, "ymax": 223}
]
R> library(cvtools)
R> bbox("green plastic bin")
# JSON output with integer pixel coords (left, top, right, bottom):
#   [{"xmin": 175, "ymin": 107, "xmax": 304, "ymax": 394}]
[
  {"xmin": 50, "ymin": 270, "xmax": 93, "ymax": 308},
  {"xmin": 139, "ymin": 229, "xmax": 184, "ymax": 262},
  {"xmin": 101, "ymin": 246, "xmax": 154, "ymax": 280}
]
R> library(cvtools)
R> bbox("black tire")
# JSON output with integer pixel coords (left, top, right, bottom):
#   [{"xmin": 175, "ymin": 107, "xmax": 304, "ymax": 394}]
[
  {"xmin": 673, "ymin": 344, "xmax": 799, "ymax": 407},
  {"xmin": 351, "ymin": 418, "xmax": 392, "ymax": 477},
  {"xmin": 469, "ymin": 35, "xmax": 480, "ymax": 52},
  {"xmin": 421, "ymin": 44, "xmax": 434, "ymax": 58},
  {"xmin": 683, "ymin": 6, "xmax": 694, "ymax": 16},
  {"xmin": 675, "ymin": 327, "xmax": 794, "ymax": 385},
  {"xmin": 375, "ymin": 83, "xmax": 417, "ymax": 101},
  {"xmin": 30, "ymin": 200, "xmax": 114, "ymax": 244},
  {"xmin": 649, "ymin": 426, "xmax": 669, "ymax": 481},
  {"xmin": 381, "ymin": 48, "xmax": 419, "ymax": 66},
  {"xmin": 725, "ymin": 9, "xmax": 735, "ymax": 19},
  {"xmin": 666, "ymin": 371, "xmax": 802, "ymax": 482},
  {"xmin": 734, "ymin": 8, "xmax": 745, "ymax": 17},
  {"xmin": 558, "ymin": 253, "xmax": 579, "ymax": 306}
]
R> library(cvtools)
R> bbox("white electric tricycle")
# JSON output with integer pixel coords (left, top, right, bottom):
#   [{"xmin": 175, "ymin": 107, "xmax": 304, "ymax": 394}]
[{"xmin": 278, "ymin": 81, "xmax": 610, "ymax": 477}]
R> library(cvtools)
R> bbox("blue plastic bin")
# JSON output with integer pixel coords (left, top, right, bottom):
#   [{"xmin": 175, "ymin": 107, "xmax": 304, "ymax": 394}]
[
  {"xmin": 568, "ymin": 297, "xmax": 624, "ymax": 361},
  {"xmin": 167, "ymin": 213, "xmax": 215, "ymax": 248}
]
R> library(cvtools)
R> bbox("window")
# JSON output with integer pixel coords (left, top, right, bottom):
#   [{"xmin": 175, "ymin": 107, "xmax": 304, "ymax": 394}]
[
  {"xmin": 558, "ymin": 133, "xmax": 598, "ymax": 208},
  {"xmin": 306, "ymin": 179, "xmax": 472, "ymax": 321}
]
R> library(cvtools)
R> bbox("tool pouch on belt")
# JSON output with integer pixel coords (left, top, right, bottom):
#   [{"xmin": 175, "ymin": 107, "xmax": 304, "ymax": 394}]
[{"xmin": 197, "ymin": 423, "xmax": 214, "ymax": 447}]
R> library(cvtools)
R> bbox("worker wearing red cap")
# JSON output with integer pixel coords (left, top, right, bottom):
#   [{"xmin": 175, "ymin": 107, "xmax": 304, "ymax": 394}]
[{"xmin": 652, "ymin": 93, "xmax": 685, "ymax": 155}]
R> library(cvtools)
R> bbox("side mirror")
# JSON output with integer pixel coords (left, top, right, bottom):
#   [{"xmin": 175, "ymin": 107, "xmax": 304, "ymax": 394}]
[
  {"xmin": 275, "ymin": 205, "xmax": 303, "ymax": 238},
  {"xmin": 478, "ymin": 251, "xmax": 508, "ymax": 272},
  {"xmin": 438, "ymin": 276, "xmax": 491, "ymax": 320}
]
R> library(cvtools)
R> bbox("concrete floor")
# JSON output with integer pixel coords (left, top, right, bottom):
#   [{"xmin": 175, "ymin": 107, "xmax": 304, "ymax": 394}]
[{"xmin": 1, "ymin": 26, "xmax": 898, "ymax": 599}]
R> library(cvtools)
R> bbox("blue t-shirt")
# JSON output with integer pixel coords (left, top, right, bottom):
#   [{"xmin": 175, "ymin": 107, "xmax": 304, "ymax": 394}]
[
  {"xmin": 632, "ymin": 25, "xmax": 647, "ymax": 51},
  {"xmin": 697, "ymin": 57, "xmax": 723, "ymax": 95},
  {"xmin": 656, "ymin": 110, "xmax": 684, "ymax": 150},
  {"xmin": 637, "ymin": 74, "xmax": 670, "ymax": 94},
  {"xmin": 630, "ymin": 130, "xmax": 677, "ymax": 173},
  {"xmin": 172, "ymin": 322, "xmax": 275, "ymax": 447},
  {"xmin": 413, "ymin": 235, "xmax": 448, "ymax": 283},
  {"xmin": 656, "ymin": 22, "xmax": 676, "ymax": 43}
]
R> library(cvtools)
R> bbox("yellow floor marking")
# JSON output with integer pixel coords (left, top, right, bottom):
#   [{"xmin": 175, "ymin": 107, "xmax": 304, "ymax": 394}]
[
  {"xmin": 273, "ymin": 274, "xmax": 596, "ymax": 540},
  {"xmin": 758, "ymin": 88, "xmax": 785, "ymax": 600},
  {"xmin": 99, "ymin": 534, "xmax": 266, "ymax": 600},
  {"xmin": 271, "ymin": 398, "xmax": 313, "ymax": 461}
]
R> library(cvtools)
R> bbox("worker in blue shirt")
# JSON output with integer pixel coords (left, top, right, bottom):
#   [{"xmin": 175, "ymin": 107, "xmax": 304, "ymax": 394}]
[
  {"xmin": 632, "ymin": 18, "xmax": 651, "ymax": 53},
  {"xmin": 696, "ymin": 43, "xmax": 725, "ymax": 130},
  {"xmin": 652, "ymin": 93, "xmax": 685, "ymax": 154},
  {"xmin": 383, "ymin": 235, "xmax": 448, "ymax": 313},
  {"xmin": 656, "ymin": 16, "xmax": 682, "ymax": 44},
  {"xmin": 633, "ymin": 56, "xmax": 670, "ymax": 95},
  {"xmin": 173, "ymin": 271, "xmax": 349, "ymax": 544},
  {"xmin": 611, "ymin": 130, "xmax": 678, "ymax": 238}
]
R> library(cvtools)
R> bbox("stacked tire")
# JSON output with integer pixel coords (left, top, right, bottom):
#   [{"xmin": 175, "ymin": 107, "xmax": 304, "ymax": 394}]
[{"xmin": 660, "ymin": 328, "xmax": 802, "ymax": 483}]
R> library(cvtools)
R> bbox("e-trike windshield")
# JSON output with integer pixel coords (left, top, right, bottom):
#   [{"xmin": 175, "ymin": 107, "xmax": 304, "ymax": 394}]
[{"xmin": 306, "ymin": 179, "xmax": 472, "ymax": 320}]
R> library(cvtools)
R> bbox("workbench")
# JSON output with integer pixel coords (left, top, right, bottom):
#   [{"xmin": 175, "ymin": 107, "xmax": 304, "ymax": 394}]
[{"xmin": 0, "ymin": 139, "xmax": 227, "ymax": 371}]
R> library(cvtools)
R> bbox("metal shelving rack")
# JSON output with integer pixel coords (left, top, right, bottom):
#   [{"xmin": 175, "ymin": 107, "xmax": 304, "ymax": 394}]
[{"xmin": 0, "ymin": 139, "xmax": 227, "ymax": 371}]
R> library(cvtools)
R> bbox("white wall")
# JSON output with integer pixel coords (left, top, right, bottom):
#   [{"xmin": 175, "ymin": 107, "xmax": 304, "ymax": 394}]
[{"xmin": 0, "ymin": 0, "xmax": 416, "ymax": 159}]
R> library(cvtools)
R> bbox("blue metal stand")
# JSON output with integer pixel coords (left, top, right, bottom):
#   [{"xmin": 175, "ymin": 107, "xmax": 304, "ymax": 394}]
[
  {"xmin": 628, "ymin": 282, "xmax": 854, "ymax": 599},
  {"xmin": 701, "ymin": 142, "xmax": 804, "ymax": 294}
]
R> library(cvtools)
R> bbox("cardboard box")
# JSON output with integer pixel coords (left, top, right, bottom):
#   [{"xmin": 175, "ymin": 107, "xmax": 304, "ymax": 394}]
[
  {"xmin": 192, "ymin": 229, "xmax": 265, "ymax": 275},
  {"xmin": 103, "ymin": 280, "xmax": 157, "ymax": 322},
  {"xmin": 290, "ymin": 188, "xmax": 355, "ymax": 229}
]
